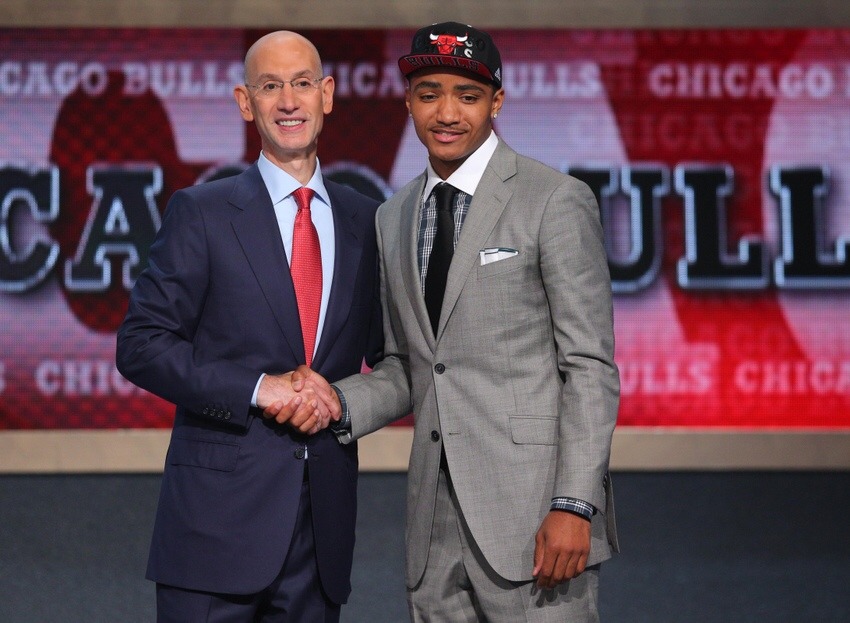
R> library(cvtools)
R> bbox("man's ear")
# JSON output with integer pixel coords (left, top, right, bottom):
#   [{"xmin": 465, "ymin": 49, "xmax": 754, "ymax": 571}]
[
  {"xmin": 234, "ymin": 85, "xmax": 254, "ymax": 122},
  {"xmin": 321, "ymin": 76, "xmax": 335, "ymax": 115},
  {"xmin": 491, "ymin": 88, "xmax": 505, "ymax": 118}
]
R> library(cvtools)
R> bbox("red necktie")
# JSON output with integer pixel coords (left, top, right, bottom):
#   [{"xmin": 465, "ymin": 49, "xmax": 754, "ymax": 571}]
[{"xmin": 290, "ymin": 187, "xmax": 322, "ymax": 367}]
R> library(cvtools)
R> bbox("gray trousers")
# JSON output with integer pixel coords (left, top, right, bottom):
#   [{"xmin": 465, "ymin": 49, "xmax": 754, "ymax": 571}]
[{"xmin": 408, "ymin": 468, "xmax": 601, "ymax": 623}]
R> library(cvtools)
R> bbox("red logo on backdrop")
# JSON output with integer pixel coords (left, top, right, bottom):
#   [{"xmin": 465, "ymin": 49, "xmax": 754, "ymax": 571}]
[
  {"xmin": 429, "ymin": 32, "xmax": 468, "ymax": 55},
  {"xmin": 49, "ymin": 71, "xmax": 207, "ymax": 332}
]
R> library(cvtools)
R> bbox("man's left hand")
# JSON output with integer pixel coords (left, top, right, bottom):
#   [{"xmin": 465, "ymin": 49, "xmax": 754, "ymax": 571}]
[
  {"xmin": 290, "ymin": 365, "xmax": 341, "ymax": 426},
  {"xmin": 532, "ymin": 510, "xmax": 591, "ymax": 589}
]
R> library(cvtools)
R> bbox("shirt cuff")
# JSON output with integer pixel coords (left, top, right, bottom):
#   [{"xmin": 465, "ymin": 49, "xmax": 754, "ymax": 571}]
[
  {"xmin": 551, "ymin": 497, "xmax": 595, "ymax": 520},
  {"xmin": 330, "ymin": 385, "xmax": 351, "ymax": 432},
  {"xmin": 251, "ymin": 373, "xmax": 265, "ymax": 408}
]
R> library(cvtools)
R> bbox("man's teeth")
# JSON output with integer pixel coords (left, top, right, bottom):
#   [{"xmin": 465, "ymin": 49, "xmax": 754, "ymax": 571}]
[{"xmin": 278, "ymin": 120, "xmax": 303, "ymax": 126}]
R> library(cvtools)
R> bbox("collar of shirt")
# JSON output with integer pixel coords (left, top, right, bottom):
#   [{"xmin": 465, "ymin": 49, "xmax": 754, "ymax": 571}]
[
  {"xmin": 256, "ymin": 151, "xmax": 330, "ymax": 208},
  {"xmin": 422, "ymin": 130, "xmax": 499, "ymax": 201}
]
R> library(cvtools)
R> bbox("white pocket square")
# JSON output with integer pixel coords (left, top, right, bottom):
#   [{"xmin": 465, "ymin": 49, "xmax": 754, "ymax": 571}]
[{"xmin": 479, "ymin": 247, "xmax": 519, "ymax": 266}]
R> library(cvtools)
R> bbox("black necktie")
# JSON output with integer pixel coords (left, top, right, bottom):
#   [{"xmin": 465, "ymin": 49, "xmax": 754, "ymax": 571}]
[{"xmin": 424, "ymin": 183, "xmax": 457, "ymax": 335}]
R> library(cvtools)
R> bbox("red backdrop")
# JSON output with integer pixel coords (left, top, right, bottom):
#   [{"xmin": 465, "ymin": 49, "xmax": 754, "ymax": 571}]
[{"xmin": 1, "ymin": 28, "xmax": 848, "ymax": 429}]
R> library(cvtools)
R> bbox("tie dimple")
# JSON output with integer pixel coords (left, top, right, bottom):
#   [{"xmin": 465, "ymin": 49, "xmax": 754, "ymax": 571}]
[{"xmin": 290, "ymin": 187, "xmax": 322, "ymax": 367}]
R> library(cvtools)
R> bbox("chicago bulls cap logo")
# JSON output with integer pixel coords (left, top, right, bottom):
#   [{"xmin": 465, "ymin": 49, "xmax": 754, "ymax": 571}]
[{"xmin": 398, "ymin": 22, "xmax": 503, "ymax": 88}]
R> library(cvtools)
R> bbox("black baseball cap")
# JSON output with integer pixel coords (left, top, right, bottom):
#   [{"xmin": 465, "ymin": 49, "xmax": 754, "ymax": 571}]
[{"xmin": 398, "ymin": 22, "xmax": 502, "ymax": 88}]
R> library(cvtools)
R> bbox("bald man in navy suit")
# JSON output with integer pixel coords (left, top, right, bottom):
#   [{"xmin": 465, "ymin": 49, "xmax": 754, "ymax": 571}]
[{"xmin": 117, "ymin": 31, "xmax": 381, "ymax": 622}]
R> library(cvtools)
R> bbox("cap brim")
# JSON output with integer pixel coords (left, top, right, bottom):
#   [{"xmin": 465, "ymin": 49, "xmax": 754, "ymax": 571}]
[{"xmin": 399, "ymin": 54, "xmax": 496, "ymax": 85}]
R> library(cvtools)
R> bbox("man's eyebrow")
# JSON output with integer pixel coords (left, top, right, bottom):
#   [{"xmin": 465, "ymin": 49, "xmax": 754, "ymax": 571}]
[
  {"xmin": 412, "ymin": 81, "xmax": 487, "ymax": 93},
  {"xmin": 453, "ymin": 83, "xmax": 487, "ymax": 93},
  {"xmin": 412, "ymin": 80, "xmax": 441, "ymax": 91},
  {"xmin": 252, "ymin": 70, "xmax": 317, "ymax": 82}
]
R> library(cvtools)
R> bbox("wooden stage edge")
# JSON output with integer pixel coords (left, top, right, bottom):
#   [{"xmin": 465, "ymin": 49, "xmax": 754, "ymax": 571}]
[{"xmin": 0, "ymin": 428, "xmax": 848, "ymax": 473}]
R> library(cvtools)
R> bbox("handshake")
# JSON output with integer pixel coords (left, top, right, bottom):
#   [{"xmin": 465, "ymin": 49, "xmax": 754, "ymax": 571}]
[{"xmin": 256, "ymin": 366, "xmax": 342, "ymax": 435}]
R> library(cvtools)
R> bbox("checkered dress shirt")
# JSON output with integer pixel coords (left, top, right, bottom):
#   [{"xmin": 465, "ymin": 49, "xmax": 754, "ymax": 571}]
[{"xmin": 417, "ymin": 186, "xmax": 470, "ymax": 290}]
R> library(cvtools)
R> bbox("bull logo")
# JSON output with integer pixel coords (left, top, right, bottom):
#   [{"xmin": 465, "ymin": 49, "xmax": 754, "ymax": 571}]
[{"xmin": 429, "ymin": 32, "xmax": 468, "ymax": 55}]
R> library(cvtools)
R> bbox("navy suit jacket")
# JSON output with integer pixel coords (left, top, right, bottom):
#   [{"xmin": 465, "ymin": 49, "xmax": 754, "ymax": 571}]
[{"xmin": 116, "ymin": 164, "xmax": 382, "ymax": 603}]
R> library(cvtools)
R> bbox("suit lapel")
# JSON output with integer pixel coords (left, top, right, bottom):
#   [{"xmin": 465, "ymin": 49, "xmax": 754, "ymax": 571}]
[
  {"xmin": 398, "ymin": 175, "xmax": 435, "ymax": 348},
  {"xmin": 311, "ymin": 181, "xmax": 363, "ymax": 369},
  {"xmin": 229, "ymin": 165, "xmax": 304, "ymax": 363},
  {"xmin": 437, "ymin": 142, "xmax": 517, "ymax": 339}
]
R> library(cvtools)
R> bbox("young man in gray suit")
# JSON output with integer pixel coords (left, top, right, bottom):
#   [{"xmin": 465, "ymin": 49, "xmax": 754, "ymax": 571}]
[{"xmin": 271, "ymin": 21, "xmax": 620, "ymax": 622}]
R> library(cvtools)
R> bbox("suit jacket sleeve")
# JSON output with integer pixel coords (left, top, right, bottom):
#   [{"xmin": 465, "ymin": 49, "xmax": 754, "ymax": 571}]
[
  {"xmin": 116, "ymin": 188, "xmax": 259, "ymax": 428},
  {"xmin": 543, "ymin": 176, "xmax": 619, "ymax": 510},
  {"xmin": 333, "ymin": 208, "xmax": 413, "ymax": 442}
]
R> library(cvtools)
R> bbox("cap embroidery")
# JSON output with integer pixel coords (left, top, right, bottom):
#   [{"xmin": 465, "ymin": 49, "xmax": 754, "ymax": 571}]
[{"xmin": 429, "ymin": 32, "xmax": 468, "ymax": 56}]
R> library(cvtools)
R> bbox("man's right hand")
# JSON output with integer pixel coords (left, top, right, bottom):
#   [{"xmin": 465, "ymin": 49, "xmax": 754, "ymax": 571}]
[
  {"xmin": 257, "ymin": 372, "xmax": 323, "ymax": 434},
  {"xmin": 256, "ymin": 368, "xmax": 341, "ymax": 434},
  {"xmin": 290, "ymin": 365, "xmax": 342, "ymax": 425}
]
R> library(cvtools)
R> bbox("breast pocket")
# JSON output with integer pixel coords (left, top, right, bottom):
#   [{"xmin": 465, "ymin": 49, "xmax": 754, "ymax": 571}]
[{"xmin": 477, "ymin": 252, "xmax": 524, "ymax": 279}]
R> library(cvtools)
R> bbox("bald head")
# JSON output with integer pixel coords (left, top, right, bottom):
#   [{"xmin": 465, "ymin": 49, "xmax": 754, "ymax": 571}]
[
  {"xmin": 243, "ymin": 31, "xmax": 323, "ymax": 83},
  {"xmin": 234, "ymin": 30, "xmax": 334, "ymax": 182}
]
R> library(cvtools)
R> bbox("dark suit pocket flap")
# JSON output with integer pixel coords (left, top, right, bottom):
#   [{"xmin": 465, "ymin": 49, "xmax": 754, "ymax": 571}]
[
  {"xmin": 509, "ymin": 416, "xmax": 558, "ymax": 445},
  {"xmin": 168, "ymin": 437, "xmax": 239, "ymax": 472}
]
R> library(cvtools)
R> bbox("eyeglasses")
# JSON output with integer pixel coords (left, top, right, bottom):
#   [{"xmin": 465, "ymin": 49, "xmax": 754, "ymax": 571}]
[{"xmin": 245, "ymin": 77, "xmax": 323, "ymax": 97}]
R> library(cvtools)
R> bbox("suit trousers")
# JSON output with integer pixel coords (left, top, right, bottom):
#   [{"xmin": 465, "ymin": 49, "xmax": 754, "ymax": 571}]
[
  {"xmin": 408, "ymin": 468, "xmax": 600, "ymax": 623},
  {"xmin": 155, "ymin": 477, "xmax": 340, "ymax": 623}
]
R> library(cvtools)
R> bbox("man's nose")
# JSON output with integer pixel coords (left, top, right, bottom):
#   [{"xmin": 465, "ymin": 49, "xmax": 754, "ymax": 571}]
[
  {"xmin": 435, "ymin": 98, "xmax": 460, "ymax": 123},
  {"xmin": 275, "ymin": 83, "xmax": 299, "ymax": 110}
]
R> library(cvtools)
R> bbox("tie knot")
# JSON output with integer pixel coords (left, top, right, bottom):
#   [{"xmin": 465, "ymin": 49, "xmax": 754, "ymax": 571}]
[
  {"xmin": 432, "ymin": 183, "xmax": 456, "ymax": 212},
  {"xmin": 292, "ymin": 187, "xmax": 314, "ymax": 212}
]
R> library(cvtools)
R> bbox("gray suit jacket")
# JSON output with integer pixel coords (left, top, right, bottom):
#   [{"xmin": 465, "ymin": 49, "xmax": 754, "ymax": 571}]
[{"xmin": 336, "ymin": 139, "xmax": 620, "ymax": 586}]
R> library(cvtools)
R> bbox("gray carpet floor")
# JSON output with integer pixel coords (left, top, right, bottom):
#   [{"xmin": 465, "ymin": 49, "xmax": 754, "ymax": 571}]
[{"xmin": 1, "ymin": 472, "xmax": 848, "ymax": 622}]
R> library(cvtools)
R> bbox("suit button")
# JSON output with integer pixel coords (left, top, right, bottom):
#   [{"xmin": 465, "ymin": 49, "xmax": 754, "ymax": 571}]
[
  {"xmin": 202, "ymin": 407, "xmax": 209, "ymax": 415},
  {"xmin": 434, "ymin": 363, "xmax": 445, "ymax": 374},
  {"xmin": 431, "ymin": 430, "xmax": 440, "ymax": 442},
  {"xmin": 294, "ymin": 447, "xmax": 306, "ymax": 459}
]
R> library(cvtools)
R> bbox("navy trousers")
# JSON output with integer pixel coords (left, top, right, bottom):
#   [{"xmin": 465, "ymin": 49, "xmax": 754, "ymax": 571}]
[{"xmin": 155, "ymin": 477, "xmax": 340, "ymax": 623}]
